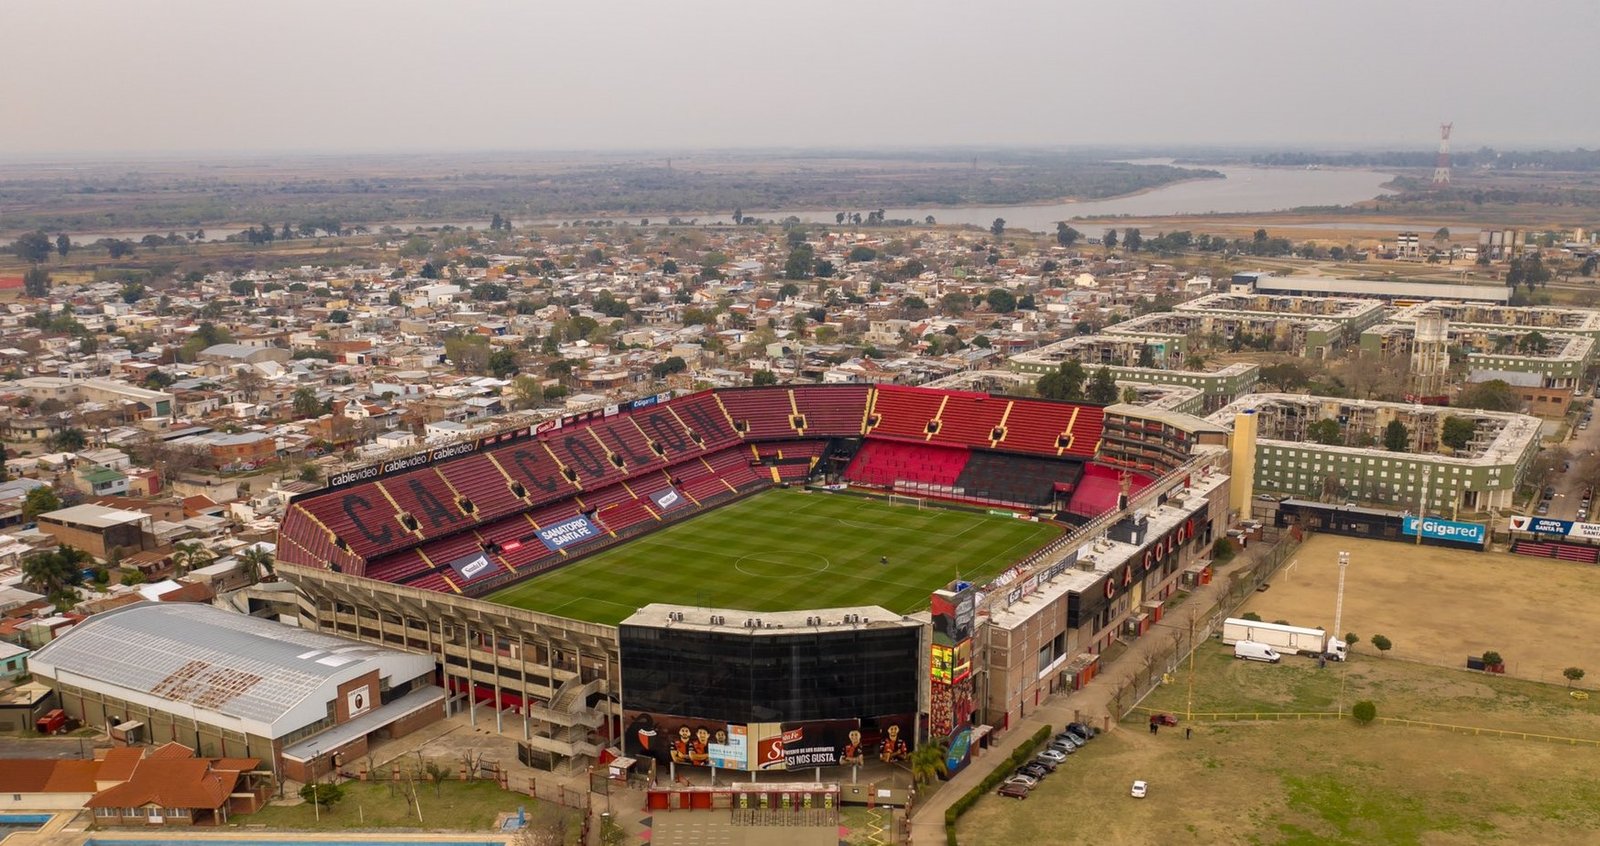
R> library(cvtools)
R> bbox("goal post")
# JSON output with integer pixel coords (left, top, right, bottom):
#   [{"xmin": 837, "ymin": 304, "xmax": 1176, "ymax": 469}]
[{"xmin": 887, "ymin": 493, "xmax": 925, "ymax": 510}]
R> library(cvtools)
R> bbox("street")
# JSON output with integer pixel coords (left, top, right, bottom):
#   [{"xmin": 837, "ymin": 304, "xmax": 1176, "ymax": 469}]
[{"xmin": 1545, "ymin": 407, "xmax": 1600, "ymax": 522}]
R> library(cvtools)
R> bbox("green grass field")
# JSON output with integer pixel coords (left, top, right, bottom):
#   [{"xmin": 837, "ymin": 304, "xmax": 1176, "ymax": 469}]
[{"xmin": 487, "ymin": 489, "xmax": 1061, "ymax": 625}]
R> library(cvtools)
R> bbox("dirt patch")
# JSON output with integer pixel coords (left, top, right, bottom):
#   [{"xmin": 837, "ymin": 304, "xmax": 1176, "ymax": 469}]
[{"xmin": 1238, "ymin": 534, "xmax": 1600, "ymax": 685}]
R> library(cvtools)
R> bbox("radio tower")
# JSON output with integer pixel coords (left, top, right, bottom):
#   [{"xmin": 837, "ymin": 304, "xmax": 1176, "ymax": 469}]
[{"xmin": 1432, "ymin": 123, "xmax": 1452, "ymax": 185}]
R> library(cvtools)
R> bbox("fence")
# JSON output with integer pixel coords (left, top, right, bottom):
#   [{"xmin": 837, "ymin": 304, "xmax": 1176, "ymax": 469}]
[{"xmin": 1126, "ymin": 707, "xmax": 1600, "ymax": 748}]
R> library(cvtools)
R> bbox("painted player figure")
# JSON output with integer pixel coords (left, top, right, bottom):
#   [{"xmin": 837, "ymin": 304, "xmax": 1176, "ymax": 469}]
[
  {"xmin": 690, "ymin": 727, "xmax": 711, "ymax": 766},
  {"xmin": 842, "ymin": 729, "xmax": 866, "ymax": 765},
  {"xmin": 880, "ymin": 724, "xmax": 908, "ymax": 763},
  {"xmin": 670, "ymin": 725, "xmax": 692, "ymax": 764}
]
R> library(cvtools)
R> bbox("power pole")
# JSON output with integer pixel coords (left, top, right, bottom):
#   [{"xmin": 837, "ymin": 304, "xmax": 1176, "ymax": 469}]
[{"xmin": 1432, "ymin": 123, "xmax": 1452, "ymax": 186}]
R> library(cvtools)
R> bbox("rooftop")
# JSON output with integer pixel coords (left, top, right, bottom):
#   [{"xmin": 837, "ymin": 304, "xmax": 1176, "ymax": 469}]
[{"xmin": 39, "ymin": 503, "xmax": 149, "ymax": 529}]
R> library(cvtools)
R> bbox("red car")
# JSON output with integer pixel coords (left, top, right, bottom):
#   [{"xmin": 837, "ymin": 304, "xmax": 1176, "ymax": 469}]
[
  {"xmin": 1150, "ymin": 713, "xmax": 1179, "ymax": 727},
  {"xmin": 998, "ymin": 782, "xmax": 1030, "ymax": 799}
]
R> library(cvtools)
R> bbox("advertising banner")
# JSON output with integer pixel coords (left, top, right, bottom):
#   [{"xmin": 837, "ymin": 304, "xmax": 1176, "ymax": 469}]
[
  {"xmin": 708, "ymin": 724, "xmax": 747, "ymax": 770},
  {"xmin": 535, "ymin": 515, "xmax": 600, "ymax": 552},
  {"xmin": 622, "ymin": 711, "xmax": 736, "ymax": 769},
  {"xmin": 649, "ymin": 487, "xmax": 687, "ymax": 513},
  {"xmin": 1403, "ymin": 516, "xmax": 1486, "ymax": 545},
  {"xmin": 1508, "ymin": 516, "xmax": 1574, "ymax": 535},
  {"xmin": 775, "ymin": 720, "xmax": 858, "ymax": 769},
  {"xmin": 445, "ymin": 551, "xmax": 498, "ymax": 581}
]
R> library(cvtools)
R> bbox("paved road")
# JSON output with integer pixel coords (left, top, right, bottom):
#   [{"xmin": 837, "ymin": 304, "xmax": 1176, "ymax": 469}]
[{"xmin": 1546, "ymin": 411, "xmax": 1599, "ymax": 521}]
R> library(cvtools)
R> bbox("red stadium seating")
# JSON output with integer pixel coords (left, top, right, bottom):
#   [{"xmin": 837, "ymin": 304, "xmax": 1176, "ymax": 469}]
[
  {"xmin": 926, "ymin": 392, "xmax": 1009, "ymax": 448},
  {"xmin": 866, "ymin": 385, "xmax": 946, "ymax": 441},
  {"xmin": 790, "ymin": 385, "xmax": 870, "ymax": 436},
  {"xmin": 718, "ymin": 388, "xmax": 801, "ymax": 439},
  {"xmin": 435, "ymin": 455, "xmax": 527, "ymax": 522},
  {"xmin": 845, "ymin": 440, "xmax": 970, "ymax": 488}
]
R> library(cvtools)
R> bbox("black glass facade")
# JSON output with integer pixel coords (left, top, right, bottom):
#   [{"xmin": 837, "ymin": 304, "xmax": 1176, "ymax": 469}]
[{"xmin": 619, "ymin": 624, "xmax": 920, "ymax": 724}]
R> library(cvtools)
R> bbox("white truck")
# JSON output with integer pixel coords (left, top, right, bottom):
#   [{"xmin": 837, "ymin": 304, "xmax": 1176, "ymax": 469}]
[{"xmin": 1221, "ymin": 618, "xmax": 1346, "ymax": 661}]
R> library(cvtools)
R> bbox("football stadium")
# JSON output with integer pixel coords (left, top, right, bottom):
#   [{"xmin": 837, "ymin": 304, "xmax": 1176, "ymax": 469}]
[{"xmin": 276, "ymin": 385, "xmax": 1236, "ymax": 779}]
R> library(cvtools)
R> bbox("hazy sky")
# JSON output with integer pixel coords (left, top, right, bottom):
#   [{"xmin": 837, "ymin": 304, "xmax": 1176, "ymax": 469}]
[{"xmin": 4, "ymin": 0, "xmax": 1596, "ymax": 157}]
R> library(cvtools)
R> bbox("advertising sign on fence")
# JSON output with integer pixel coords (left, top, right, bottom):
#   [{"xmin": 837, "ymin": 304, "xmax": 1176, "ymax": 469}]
[
  {"xmin": 445, "ymin": 551, "xmax": 498, "ymax": 581},
  {"xmin": 650, "ymin": 487, "xmax": 687, "ymax": 512},
  {"xmin": 535, "ymin": 515, "xmax": 601, "ymax": 552},
  {"xmin": 1403, "ymin": 516, "xmax": 1486, "ymax": 545}
]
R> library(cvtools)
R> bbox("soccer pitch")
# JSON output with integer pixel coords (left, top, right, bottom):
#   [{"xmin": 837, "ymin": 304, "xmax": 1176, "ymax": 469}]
[{"xmin": 487, "ymin": 488, "xmax": 1062, "ymax": 625}]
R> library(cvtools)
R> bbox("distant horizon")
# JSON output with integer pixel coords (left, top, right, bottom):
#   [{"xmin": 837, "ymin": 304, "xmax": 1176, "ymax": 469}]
[{"xmin": 0, "ymin": 139, "xmax": 1587, "ymax": 167}]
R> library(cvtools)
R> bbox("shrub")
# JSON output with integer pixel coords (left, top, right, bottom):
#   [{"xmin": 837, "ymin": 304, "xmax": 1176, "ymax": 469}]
[
  {"xmin": 1351, "ymin": 700, "xmax": 1377, "ymax": 725},
  {"xmin": 298, "ymin": 780, "xmax": 345, "ymax": 808},
  {"xmin": 1241, "ymin": 612, "xmax": 1262, "ymax": 622},
  {"xmin": 944, "ymin": 723, "xmax": 1052, "ymax": 844},
  {"xmin": 1344, "ymin": 632, "xmax": 1359, "ymax": 648},
  {"xmin": 1565, "ymin": 667, "xmax": 1586, "ymax": 688},
  {"xmin": 1371, "ymin": 634, "xmax": 1392, "ymax": 656},
  {"xmin": 1481, "ymin": 651, "xmax": 1502, "ymax": 667}
]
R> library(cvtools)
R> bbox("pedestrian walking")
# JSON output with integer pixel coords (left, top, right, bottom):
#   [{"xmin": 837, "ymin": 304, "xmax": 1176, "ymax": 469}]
[{"xmin": 1185, "ymin": 727, "xmax": 1192, "ymax": 740}]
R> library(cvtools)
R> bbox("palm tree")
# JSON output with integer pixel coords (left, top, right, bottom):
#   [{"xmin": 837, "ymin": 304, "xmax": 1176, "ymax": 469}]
[
  {"xmin": 908, "ymin": 738, "xmax": 949, "ymax": 788},
  {"xmin": 171, "ymin": 541, "xmax": 214, "ymax": 577},
  {"xmin": 239, "ymin": 546, "xmax": 275, "ymax": 585}
]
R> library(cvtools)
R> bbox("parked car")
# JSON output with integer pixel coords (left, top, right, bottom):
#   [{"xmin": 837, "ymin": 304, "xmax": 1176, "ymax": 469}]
[
  {"xmin": 998, "ymin": 782, "xmax": 1031, "ymax": 799},
  {"xmin": 1150, "ymin": 713, "xmax": 1180, "ymax": 727},
  {"xmin": 1047, "ymin": 738, "xmax": 1077, "ymax": 754},
  {"xmin": 1004, "ymin": 774, "xmax": 1039, "ymax": 789},
  {"xmin": 1030, "ymin": 755, "xmax": 1060, "ymax": 772},
  {"xmin": 1036, "ymin": 749, "xmax": 1067, "ymax": 764},
  {"xmin": 1066, "ymin": 722, "xmax": 1100, "ymax": 740},
  {"xmin": 1016, "ymin": 763, "xmax": 1050, "ymax": 780},
  {"xmin": 1131, "ymin": 780, "xmax": 1148, "ymax": 799},
  {"xmin": 1052, "ymin": 733, "xmax": 1083, "ymax": 749}
]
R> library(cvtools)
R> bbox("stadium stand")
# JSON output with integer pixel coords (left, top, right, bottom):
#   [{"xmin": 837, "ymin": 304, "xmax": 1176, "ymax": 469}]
[
  {"xmin": 790, "ymin": 384, "xmax": 871, "ymax": 435},
  {"xmin": 955, "ymin": 451, "xmax": 1084, "ymax": 507},
  {"xmin": 281, "ymin": 385, "xmax": 1116, "ymax": 599},
  {"xmin": 1065, "ymin": 463, "xmax": 1151, "ymax": 518},
  {"xmin": 718, "ymin": 388, "xmax": 801, "ymax": 438},
  {"xmin": 1511, "ymin": 539, "xmax": 1600, "ymax": 564},
  {"xmin": 846, "ymin": 440, "xmax": 970, "ymax": 489}
]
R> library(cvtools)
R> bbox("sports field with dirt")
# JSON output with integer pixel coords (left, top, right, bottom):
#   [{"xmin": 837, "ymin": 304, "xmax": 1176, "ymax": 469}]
[
  {"xmin": 1235, "ymin": 534, "xmax": 1600, "ymax": 684},
  {"xmin": 959, "ymin": 641, "xmax": 1600, "ymax": 845}
]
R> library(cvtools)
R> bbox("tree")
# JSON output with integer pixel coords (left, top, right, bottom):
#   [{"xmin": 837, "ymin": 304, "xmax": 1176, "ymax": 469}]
[
  {"xmin": 985, "ymin": 288, "xmax": 1016, "ymax": 313},
  {"xmin": 783, "ymin": 244, "xmax": 815, "ymax": 280},
  {"xmin": 23, "ymin": 266, "xmax": 50, "ymax": 298},
  {"xmin": 1036, "ymin": 360, "xmax": 1086, "ymax": 401},
  {"xmin": 941, "ymin": 292, "xmax": 970, "ymax": 316},
  {"xmin": 488, "ymin": 349, "xmax": 521, "ymax": 379},
  {"xmin": 1056, "ymin": 223, "xmax": 1081, "ymax": 247},
  {"xmin": 848, "ymin": 245, "xmax": 878, "ymax": 262},
  {"xmin": 1456, "ymin": 379, "xmax": 1521, "ymax": 412},
  {"xmin": 1481, "ymin": 651, "xmax": 1502, "ymax": 668},
  {"xmin": 1350, "ymin": 700, "xmax": 1377, "ymax": 725},
  {"xmin": 1307, "ymin": 419, "xmax": 1342, "ymax": 445},
  {"xmin": 172, "ymin": 541, "xmax": 214, "ymax": 577},
  {"xmin": 12, "ymin": 230, "xmax": 52, "ymax": 263},
  {"xmin": 292, "ymin": 387, "xmax": 322, "ymax": 419},
  {"xmin": 1564, "ymin": 667, "xmax": 1586, "ymax": 688},
  {"xmin": 22, "ymin": 486, "xmax": 61, "ymax": 521},
  {"xmin": 1440, "ymin": 416, "xmax": 1476, "ymax": 451},
  {"xmin": 234, "ymin": 367, "xmax": 264, "ymax": 403},
  {"xmin": 239, "ymin": 546, "xmax": 274, "ymax": 585},
  {"xmin": 1370, "ymin": 634, "xmax": 1392, "ymax": 657},
  {"xmin": 22, "ymin": 545, "xmax": 87, "ymax": 597},
  {"xmin": 1382, "ymin": 420, "xmax": 1409, "ymax": 452},
  {"xmin": 1086, "ymin": 367, "xmax": 1118, "ymax": 404},
  {"xmin": 299, "ymin": 780, "xmax": 346, "ymax": 808},
  {"xmin": 1103, "ymin": 229, "xmax": 1118, "ymax": 251},
  {"xmin": 55, "ymin": 233, "xmax": 71, "ymax": 260},
  {"xmin": 651, "ymin": 356, "xmax": 688, "ymax": 378},
  {"xmin": 908, "ymin": 738, "xmax": 949, "ymax": 787},
  {"xmin": 105, "ymin": 239, "xmax": 135, "ymax": 259},
  {"xmin": 1344, "ymin": 632, "xmax": 1359, "ymax": 649},
  {"xmin": 752, "ymin": 370, "xmax": 778, "ymax": 386},
  {"xmin": 1123, "ymin": 228, "xmax": 1143, "ymax": 252},
  {"xmin": 1260, "ymin": 362, "xmax": 1308, "ymax": 391},
  {"xmin": 990, "ymin": 218, "xmax": 1006, "ymax": 238},
  {"xmin": 49, "ymin": 428, "xmax": 87, "ymax": 452},
  {"xmin": 509, "ymin": 375, "xmax": 544, "ymax": 410}
]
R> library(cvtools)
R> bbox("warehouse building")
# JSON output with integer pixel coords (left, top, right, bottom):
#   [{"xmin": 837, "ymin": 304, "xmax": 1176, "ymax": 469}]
[{"xmin": 27, "ymin": 602, "xmax": 444, "ymax": 783}]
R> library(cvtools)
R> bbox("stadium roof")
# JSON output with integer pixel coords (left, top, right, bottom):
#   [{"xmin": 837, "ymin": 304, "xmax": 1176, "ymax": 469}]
[{"xmin": 28, "ymin": 602, "xmax": 435, "ymax": 738}]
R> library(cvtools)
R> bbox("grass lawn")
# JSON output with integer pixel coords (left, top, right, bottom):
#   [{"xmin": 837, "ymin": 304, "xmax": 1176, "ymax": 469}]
[
  {"xmin": 957, "ymin": 645, "xmax": 1600, "ymax": 845},
  {"xmin": 241, "ymin": 779, "xmax": 578, "ymax": 835},
  {"xmin": 488, "ymin": 488, "xmax": 1060, "ymax": 624}
]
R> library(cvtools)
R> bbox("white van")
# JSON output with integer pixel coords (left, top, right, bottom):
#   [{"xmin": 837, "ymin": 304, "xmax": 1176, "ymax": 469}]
[{"xmin": 1234, "ymin": 641, "xmax": 1281, "ymax": 663}]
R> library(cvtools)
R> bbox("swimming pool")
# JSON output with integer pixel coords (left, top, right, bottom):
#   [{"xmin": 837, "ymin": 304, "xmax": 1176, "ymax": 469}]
[
  {"xmin": 84, "ymin": 840, "xmax": 505, "ymax": 846},
  {"xmin": 0, "ymin": 814, "xmax": 50, "ymax": 839}
]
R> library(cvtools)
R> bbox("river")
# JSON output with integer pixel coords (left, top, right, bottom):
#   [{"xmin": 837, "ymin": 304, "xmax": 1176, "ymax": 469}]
[{"xmin": 58, "ymin": 164, "xmax": 1398, "ymax": 242}]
